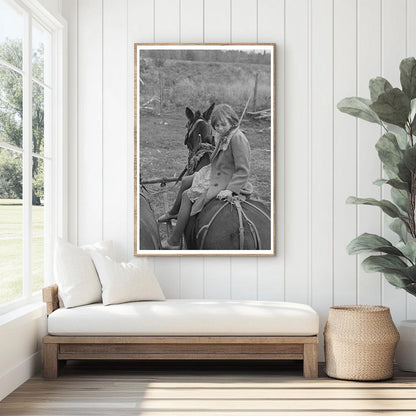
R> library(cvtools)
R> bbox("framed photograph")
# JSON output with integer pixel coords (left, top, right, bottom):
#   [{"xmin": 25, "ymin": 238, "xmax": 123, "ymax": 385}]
[{"xmin": 134, "ymin": 44, "xmax": 275, "ymax": 256}]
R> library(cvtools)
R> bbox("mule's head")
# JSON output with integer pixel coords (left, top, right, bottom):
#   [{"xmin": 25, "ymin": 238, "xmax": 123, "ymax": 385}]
[{"xmin": 184, "ymin": 103, "xmax": 215, "ymax": 151}]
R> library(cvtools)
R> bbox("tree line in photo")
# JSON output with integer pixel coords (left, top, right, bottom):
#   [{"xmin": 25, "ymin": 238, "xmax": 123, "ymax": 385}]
[{"xmin": 140, "ymin": 48, "xmax": 271, "ymax": 66}]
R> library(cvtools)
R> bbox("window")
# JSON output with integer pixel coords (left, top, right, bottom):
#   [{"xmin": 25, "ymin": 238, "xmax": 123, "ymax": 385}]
[{"xmin": 0, "ymin": 0, "xmax": 66, "ymax": 312}]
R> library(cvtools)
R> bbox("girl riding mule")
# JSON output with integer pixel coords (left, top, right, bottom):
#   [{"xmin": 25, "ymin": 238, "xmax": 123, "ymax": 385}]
[{"xmin": 160, "ymin": 103, "xmax": 270, "ymax": 250}]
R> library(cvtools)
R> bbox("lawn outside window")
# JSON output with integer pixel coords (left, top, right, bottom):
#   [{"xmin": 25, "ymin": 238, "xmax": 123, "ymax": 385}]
[{"xmin": 0, "ymin": 0, "xmax": 67, "ymax": 314}]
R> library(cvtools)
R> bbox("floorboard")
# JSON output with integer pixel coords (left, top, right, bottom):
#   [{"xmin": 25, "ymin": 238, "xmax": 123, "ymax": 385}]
[{"xmin": 1, "ymin": 361, "xmax": 416, "ymax": 415}]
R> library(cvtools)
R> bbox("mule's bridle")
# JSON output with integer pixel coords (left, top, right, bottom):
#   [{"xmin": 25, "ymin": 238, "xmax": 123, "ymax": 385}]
[{"xmin": 184, "ymin": 118, "xmax": 212, "ymax": 147}]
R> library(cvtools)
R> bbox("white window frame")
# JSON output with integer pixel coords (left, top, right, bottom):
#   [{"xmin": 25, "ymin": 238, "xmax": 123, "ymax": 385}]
[{"xmin": 0, "ymin": 0, "xmax": 67, "ymax": 315}]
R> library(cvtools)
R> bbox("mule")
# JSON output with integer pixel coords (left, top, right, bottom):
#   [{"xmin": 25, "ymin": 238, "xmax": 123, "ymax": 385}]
[
  {"xmin": 184, "ymin": 197, "xmax": 271, "ymax": 250},
  {"xmin": 183, "ymin": 103, "xmax": 215, "ymax": 175},
  {"xmin": 139, "ymin": 193, "xmax": 161, "ymax": 250}
]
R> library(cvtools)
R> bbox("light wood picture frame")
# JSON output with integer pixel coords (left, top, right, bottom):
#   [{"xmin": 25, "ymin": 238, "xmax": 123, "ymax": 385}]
[{"xmin": 134, "ymin": 44, "xmax": 276, "ymax": 256}]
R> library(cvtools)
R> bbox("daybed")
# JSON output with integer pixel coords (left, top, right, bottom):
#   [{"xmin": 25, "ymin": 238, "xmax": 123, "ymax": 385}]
[{"xmin": 42, "ymin": 284, "xmax": 320, "ymax": 379}]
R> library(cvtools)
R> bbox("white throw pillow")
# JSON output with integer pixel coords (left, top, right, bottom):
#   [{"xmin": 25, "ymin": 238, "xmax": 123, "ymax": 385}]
[
  {"xmin": 90, "ymin": 252, "xmax": 165, "ymax": 306},
  {"xmin": 54, "ymin": 239, "xmax": 114, "ymax": 308},
  {"xmin": 81, "ymin": 240, "xmax": 115, "ymax": 259}
]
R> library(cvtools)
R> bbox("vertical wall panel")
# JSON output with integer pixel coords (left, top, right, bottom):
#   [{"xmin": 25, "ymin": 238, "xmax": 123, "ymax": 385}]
[
  {"xmin": 77, "ymin": 0, "xmax": 103, "ymax": 245},
  {"xmin": 203, "ymin": 0, "xmax": 232, "ymax": 299},
  {"xmin": 381, "ymin": 0, "xmax": 407, "ymax": 322},
  {"xmin": 180, "ymin": 0, "xmax": 203, "ymax": 43},
  {"xmin": 204, "ymin": 0, "xmax": 231, "ymax": 42},
  {"xmin": 333, "ymin": 0, "xmax": 357, "ymax": 305},
  {"xmin": 310, "ymin": 0, "xmax": 333, "ymax": 359},
  {"xmin": 155, "ymin": 0, "xmax": 180, "ymax": 42},
  {"xmin": 179, "ymin": 0, "xmax": 205, "ymax": 298},
  {"xmin": 61, "ymin": 0, "xmax": 78, "ymax": 245},
  {"xmin": 356, "ymin": 0, "xmax": 382, "ymax": 305},
  {"xmin": 284, "ymin": 0, "xmax": 309, "ymax": 303},
  {"xmin": 127, "ymin": 0, "xmax": 154, "ymax": 263},
  {"xmin": 229, "ymin": 0, "xmax": 258, "ymax": 299},
  {"xmin": 257, "ymin": 0, "xmax": 285, "ymax": 301},
  {"xmin": 231, "ymin": 0, "xmax": 257, "ymax": 41},
  {"xmin": 152, "ymin": 0, "xmax": 181, "ymax": 298},
  {"xmin": 103, "ymin": 0, "xmax": 128, "ymax": 260},
  {"xmin": 407, "ymin": 0, "xmax": 416, "ymax": 319},
  {"xmin": 205, "ymin": 258, "xmax": 231, "ymax": 299}
]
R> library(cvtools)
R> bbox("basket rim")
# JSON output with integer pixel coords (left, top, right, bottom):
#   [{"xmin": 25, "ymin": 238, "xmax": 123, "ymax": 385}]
[{"xmin": 330, "ymin": 305, "xmax": 389, "ymax": 313}]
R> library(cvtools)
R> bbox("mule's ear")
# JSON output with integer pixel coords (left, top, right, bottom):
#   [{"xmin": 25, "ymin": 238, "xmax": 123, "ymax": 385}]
[
  {"xmin": 203, "ymin": 103, "xmax": 215, "ymax": 121},
  {"xmin": 185, "ymin": 107, "xmax": 194, "ymax": 121}
]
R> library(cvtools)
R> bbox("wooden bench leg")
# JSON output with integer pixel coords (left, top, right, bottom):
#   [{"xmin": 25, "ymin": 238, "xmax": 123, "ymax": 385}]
[
  {"xmin": 44, "ymin": 343, "xmax": 59, "ymax": 379},
  {"xmin": 303, "ymin": 343, "xmax": 318, "ymax": 379}
]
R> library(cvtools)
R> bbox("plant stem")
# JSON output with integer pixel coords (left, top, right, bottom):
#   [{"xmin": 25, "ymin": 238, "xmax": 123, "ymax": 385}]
[{"xmin": 409, "ymin": 123, "xmax": 416, "ymax": 238}]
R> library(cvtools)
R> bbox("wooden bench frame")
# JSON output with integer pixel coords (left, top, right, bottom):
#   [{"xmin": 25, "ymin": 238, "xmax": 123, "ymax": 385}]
[{"xmin": 43, "ymin": 285, "xmax": 319, "ymax": 379}]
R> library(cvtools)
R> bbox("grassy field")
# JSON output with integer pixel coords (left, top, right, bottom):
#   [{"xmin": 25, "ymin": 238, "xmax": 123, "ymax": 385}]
[
  {"xmin": 0, "ymin": 199, "xmax": 44, "ymax": 305},
  {"xmin": 140, "ymin": 58, "xmax": 271, "ymax": 114}
]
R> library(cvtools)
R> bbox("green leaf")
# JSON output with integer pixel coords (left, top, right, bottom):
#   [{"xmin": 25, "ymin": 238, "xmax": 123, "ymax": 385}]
[
  {"xmin": 361, "ymin": 255, "xmax": 415, "ymax": 287},
  {"xmin": 404, "ymin": 283, "xmax": 416, "ymax": 296},
  {"xmin": 370, "ymin": 88, "xmax": 410, "ymax": 128},
  {"xmin": 403, "ymin": 146, "xmax": 416, "ymax": 172},
  {"xmin": 402, "ymin": 265, "xmax": 416, "ymax": 282},
  {"xmin": 346, "ymin": 196, "xmax": 405, "ymax": 219},
  {"xmin": 386, "ymin": 179, "xmax": 410, "ymax": 191},
  {"xmin": 397, "ymin": 240, "xmax": 416, "ymax": 263},
  {"xmin": 369, "ymin": 77, "xmax": 393, "ymax": 102},
  {"xmin": 394, "ymin": 130, "xmax": 410, "ymax": 150},
  {"xmin": 383, "ymin": 271, "xmax": 412, "ymax": 288},
  {"xmin": 362, "ymin": 254, "xmax": 408, "ymax": 272},
  {"xmin": 411, "ymin": 99, "xmax": 416, "ymax": 133},
  {"xmin": 375, "ymin": 132, "xmax": 404, "ymax": 173},
  {"xmin": 374, "ymin": 177, "xmax": 409, "ymax": 191},
  {"xmin": 337, "ymin": 97, "xmax": 382, "ymax": 125},
  {"xmin": 373, "ymin": 178, "xmax": 388, "ymax": 186},
  {"xmin": 347, "ymin": 233, "xmax": 404, "ymax": 256},
  {"xmin": 389, "ymin": 218, "xmax": 410, "ymax": 241},
  {"xmin": 398, "ymin": 161, "xmax": 412, "ymax": 185},
  {"xmin": 400, "ymin": 57, "xmax": 416, "ymax": 100},
  {"xmin": 391, "ymin": 187, "xmax": 409, "ymax": 213}
]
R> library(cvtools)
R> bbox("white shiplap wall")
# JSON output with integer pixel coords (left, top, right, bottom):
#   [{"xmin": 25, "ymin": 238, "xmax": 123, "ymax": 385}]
[{"xmin": 61, "ymin": 0, "xmax": 416, "ymax": 356}]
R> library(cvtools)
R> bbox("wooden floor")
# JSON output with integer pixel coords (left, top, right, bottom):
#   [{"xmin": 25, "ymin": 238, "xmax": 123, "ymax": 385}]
[{"xmin": 1, "ymin": 360, "xmax": 416, "ymax": 415}]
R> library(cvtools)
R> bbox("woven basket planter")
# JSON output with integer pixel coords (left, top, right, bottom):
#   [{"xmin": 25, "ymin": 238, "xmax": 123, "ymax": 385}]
[{"xmin": 324, "ymin": 305, "xmax": 399, "ymax": 381}]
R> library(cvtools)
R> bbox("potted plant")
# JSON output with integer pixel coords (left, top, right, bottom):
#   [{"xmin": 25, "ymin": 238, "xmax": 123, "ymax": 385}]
[{"xmin": 337, "ymin": 57, "xmax": 416, "ymax": 372}]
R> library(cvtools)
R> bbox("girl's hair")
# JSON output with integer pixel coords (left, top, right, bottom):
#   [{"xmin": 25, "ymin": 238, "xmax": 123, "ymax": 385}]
[{"xmin": 211, "ymin": 104, "xmax": 239, "ymax": 128}]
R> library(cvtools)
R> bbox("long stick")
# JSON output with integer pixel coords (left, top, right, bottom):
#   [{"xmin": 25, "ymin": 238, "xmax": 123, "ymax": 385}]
[{"xmin": 239, "ymin": 92, "xmax": 253, "ymax": 126}]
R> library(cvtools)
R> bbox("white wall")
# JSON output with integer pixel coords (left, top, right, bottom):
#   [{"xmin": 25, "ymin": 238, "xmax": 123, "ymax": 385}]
[{"xmin": 61, "ymin": 0, "xmax": 416, "ymax": 358}]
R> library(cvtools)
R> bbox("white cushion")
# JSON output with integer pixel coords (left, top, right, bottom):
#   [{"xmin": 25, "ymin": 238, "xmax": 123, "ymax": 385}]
[
  {"xmin": 90, "ymin": 253, "xmax": 165, "ymax": 305},
  {"xmin": 47, "ymin": 299, "xmax": 319, "ymax": 336},
  {"xmin": 81, "ymin": 240, "xmax": 115, "ymax": 259},
  {"xmin": 54, "ymin": 239, "xmax": 114, "ymax": 308}
]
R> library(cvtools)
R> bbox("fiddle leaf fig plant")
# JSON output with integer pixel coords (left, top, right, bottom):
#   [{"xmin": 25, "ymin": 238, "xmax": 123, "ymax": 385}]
[{"xmin": 338, "ymin": 57, "xmax": 416, "ymax": 297}]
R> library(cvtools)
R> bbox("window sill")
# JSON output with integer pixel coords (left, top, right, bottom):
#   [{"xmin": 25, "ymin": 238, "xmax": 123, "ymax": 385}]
[{"xmin": 0, "ymin": 299, "xmax": 45, "ymax": 327}]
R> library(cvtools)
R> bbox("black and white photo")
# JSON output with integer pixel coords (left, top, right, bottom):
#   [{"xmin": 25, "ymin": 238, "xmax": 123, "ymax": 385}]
[{"xmin": 134, "ymin": 44, "xmax": 275, "ymax": 256}]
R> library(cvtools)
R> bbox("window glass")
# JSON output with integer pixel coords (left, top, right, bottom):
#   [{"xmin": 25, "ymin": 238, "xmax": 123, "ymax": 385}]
[
  {"xmin": 32, "ymin": 156, "xmax": 43, "ymax": 293},
  {"xmin": 0, "ymin": 147, "xmax": 23, "ymax": 305},
  {"xmin": 32, "ymin": 81, "xmax": 44, "ymax": 156},
  {"xmin": 32, "ymin": 20, "xmax": 51, "ymax": 85},
  {"xmin": 0, "ymin": 65, "xmax": 23, "ymax": 148},
  {"xmin": 0, "ymin": 0, "xmax": 24, "ymax": 70}
]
